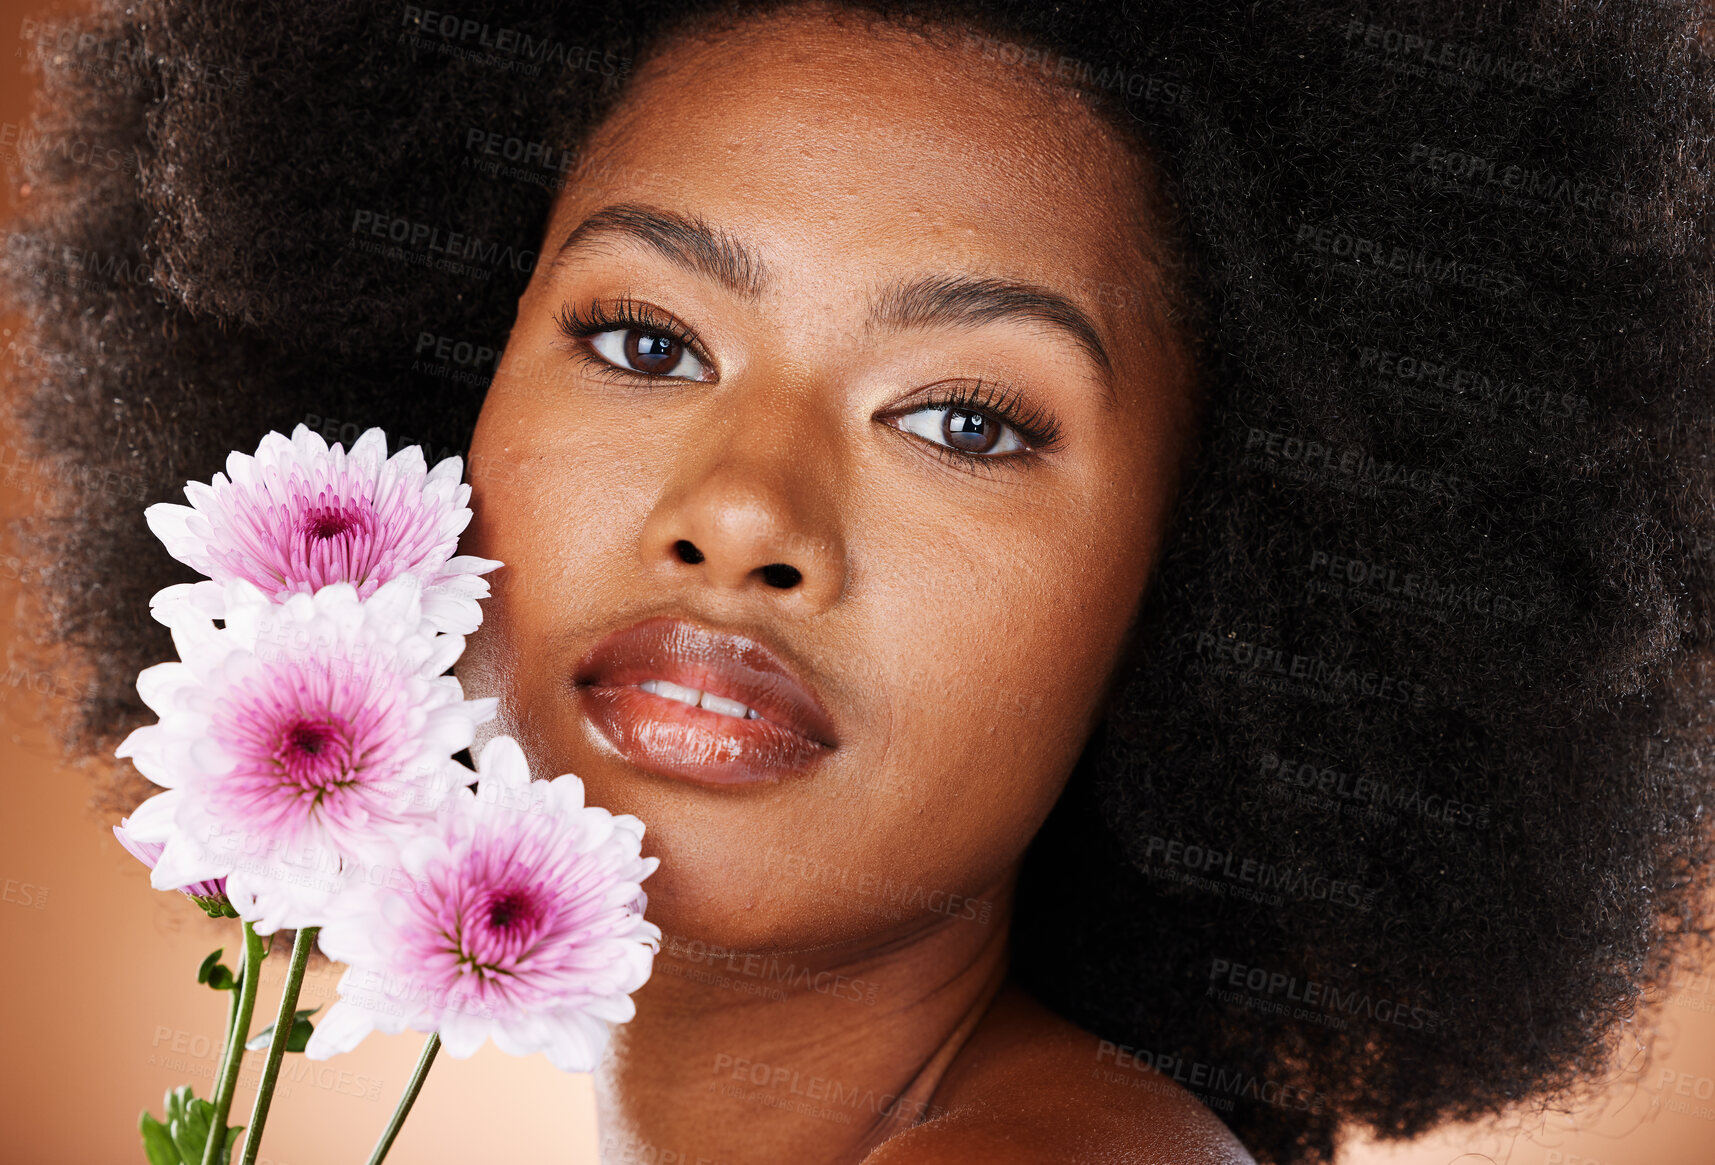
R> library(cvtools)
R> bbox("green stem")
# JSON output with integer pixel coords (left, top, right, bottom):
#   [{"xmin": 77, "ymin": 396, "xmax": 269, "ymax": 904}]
[
  {"xmin": 203, "ymin": 923, "xmax": 267, "ymax": 1165},
  {"xmin": 215, "ymin": 963, "xmax": 242, "ymax": 1096},
  {"xmin": 364, "ymin": 1034, "xmax": 441, "ymax": 1165},
  {"xmin": 238, "ymin": 926, "xmax": 317, "ymax": 1165}
]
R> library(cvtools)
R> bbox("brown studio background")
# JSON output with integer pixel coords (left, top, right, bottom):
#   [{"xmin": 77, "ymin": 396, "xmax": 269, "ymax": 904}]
[{"xmin": 1, "ymin": 2, "xmax": 1713, "ymax": 1162}]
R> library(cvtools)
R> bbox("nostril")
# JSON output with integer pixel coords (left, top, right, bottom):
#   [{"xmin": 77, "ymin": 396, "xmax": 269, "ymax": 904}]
[
  {"xmin": 761, "ymin": 563, "xmax": 802, "ymax": 589},
  {"xmin": 674, "ymin": 539, "xmax": 705, "ymax": 565}
]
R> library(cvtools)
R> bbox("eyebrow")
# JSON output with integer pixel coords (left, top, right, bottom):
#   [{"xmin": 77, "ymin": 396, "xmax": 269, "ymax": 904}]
[
  {"xmin": 869, "ymin": 273, "xmax": 1115, "ymax": 390},
  {"xmin": 553, "ymin": 202, "xmax": 1117, "ymax": 405},
  {"xmin": 553, "ymin": 203, "xmax": 769, "ymax": 298}
]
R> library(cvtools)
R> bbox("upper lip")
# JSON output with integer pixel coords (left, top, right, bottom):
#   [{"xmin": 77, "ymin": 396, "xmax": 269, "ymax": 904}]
[{"xmin": 574, "ymin": 616, "xmax": 840, "ymax": 747}]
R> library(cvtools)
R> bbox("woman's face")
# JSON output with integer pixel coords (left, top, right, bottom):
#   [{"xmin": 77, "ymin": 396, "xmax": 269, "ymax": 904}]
[{"xmin": 461, "ymin": 5, "xmax": 1196, "ymax": 953}]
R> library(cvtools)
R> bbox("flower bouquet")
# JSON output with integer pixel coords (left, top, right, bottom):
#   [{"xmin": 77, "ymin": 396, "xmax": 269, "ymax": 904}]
[{"xmin": 112, "ymin": 426, "xmax": 661, "ymax": 1165}]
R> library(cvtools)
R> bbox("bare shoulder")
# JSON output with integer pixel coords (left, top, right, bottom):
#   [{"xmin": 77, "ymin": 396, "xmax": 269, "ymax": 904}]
[{"xmin": 861, "ymin": 985, "xmax": 1256, "ymax": 1165}]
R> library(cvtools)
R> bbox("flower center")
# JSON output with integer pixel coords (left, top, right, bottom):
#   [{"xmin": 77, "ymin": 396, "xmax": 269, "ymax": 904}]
[
  {"xmin": 273, "ymin": 716, "xmax": 355, "ymax": 791},
  {"xmin": 485, "ymin": 887, "xmax": 543, "ymax": 935},
  {"xmin": 455, "ymin": 883, "xmax": 550, "ymax": 975},
  {"xmin": 299, "ymin": 504, "xmax": 366, "ymax": 541}
]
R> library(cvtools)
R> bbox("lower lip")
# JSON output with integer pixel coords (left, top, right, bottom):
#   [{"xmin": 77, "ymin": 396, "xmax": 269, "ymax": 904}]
[{"xmin": 577, "ymin": 683, "xmax": 832, "ymax": 786}]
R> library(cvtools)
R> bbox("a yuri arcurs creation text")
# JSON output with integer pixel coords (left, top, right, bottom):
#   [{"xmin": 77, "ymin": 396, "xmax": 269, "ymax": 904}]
[{"xmin": 112, "ymin": 425, "xmax": 661, "ymax": 1165}]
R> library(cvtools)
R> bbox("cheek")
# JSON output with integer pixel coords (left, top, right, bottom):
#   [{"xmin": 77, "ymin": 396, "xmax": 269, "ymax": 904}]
[
  {"xmin": 468, "ymin": 354, "xmax": 668, "ymax": 579},
  {"xmin": 860, "ymin": 492, "xmax": 1150, "ymax": 848},
  {"xmin": 459, "ymin": 379, "xmax": 662, "ymax": 723}
]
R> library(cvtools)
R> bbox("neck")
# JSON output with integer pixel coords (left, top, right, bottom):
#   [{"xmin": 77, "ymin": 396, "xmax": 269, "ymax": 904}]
[{"xmin": 595, "ymin": 880, "xmax": 1014, "ymax": 1165}]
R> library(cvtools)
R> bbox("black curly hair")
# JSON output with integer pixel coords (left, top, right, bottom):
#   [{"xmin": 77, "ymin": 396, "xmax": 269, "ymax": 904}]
[{"xmin": 8, "ymin": 1, "xmax": 1715, "ymax": 1162}]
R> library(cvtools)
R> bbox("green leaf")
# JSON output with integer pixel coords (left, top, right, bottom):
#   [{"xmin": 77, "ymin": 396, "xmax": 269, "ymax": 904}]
[
  {"xmin": 191, "ymin": 893, "xmax": 239, "ymax": 919},
  {"xmin": 197, "ymin": 948, "xmax": 236, "ymax": 991},
  {"xmin": 162, "ymin": 1085, "xmax": 193, "ymax": 1128},
  {"xmin": 138, "ymin": 1110, "xmax": 180, "ymax": 1165},
  {"xmin": 217, "ymin": 1122, "xmax": 244, "ymax": 1165},
  {"xmin": 283, "ymin": 1014, "xmax": 316, "ymax": 1052},
  {"xmin": 244, "ymin": 1006, "xmax": 320, "ymax": 1052},
  {"xmin": 167, "ymin": 1095, "xmax": 213, "ymax": 1165}
]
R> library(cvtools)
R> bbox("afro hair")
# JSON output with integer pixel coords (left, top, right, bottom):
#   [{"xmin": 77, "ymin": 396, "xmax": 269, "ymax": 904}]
[{"xmin": 7, "ymin": 2, "xmax": 1715, "ymax": 1163}]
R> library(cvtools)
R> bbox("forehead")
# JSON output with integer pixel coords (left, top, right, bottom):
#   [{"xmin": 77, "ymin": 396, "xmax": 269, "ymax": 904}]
[{"xmin": 551, "ymin": 9, "xmax": 1159, "ymax": 309}]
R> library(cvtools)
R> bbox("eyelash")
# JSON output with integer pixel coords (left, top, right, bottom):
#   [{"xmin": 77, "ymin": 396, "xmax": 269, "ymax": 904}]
[
  {"xmin": 897, "ymin": 379, "xmax": 1065, "ymax": 469},
  {"xmin": 553, "ymin": 296, "xmax": 714, "ymax": 381},
  {"xmin": 550, "ymin": 297, "xmax": 1065, "ymax": 470}
]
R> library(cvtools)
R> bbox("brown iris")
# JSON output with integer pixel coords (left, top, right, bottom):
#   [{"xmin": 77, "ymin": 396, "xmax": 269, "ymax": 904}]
[
  {"xmin": 625, "ymin": 330, "xmax": 684, "ymax": 375},
  {"xmin": 943, "ymin": 408, "xmax": 1000, "ymax": 453}
]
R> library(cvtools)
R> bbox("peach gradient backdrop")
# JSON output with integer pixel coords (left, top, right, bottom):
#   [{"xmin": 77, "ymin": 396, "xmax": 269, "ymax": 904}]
[{"xmin": 1, "ymin": 2, "xmax": 1713, "ymax": 1162}]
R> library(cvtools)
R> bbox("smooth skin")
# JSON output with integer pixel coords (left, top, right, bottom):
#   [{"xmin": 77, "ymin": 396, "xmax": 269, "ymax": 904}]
[{"xmin": 458, "ymin": 5, "xmax": 1250, "ymax": 1162}]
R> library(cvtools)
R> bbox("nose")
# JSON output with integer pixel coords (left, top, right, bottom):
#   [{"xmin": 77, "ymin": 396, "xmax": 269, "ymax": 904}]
[{"xmin": 637, "ymin": 396, "xmax": 847, "ymax": 613}]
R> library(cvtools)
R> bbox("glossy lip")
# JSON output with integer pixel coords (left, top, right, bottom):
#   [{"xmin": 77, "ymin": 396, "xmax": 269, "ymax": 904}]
[{"xmin": 573, "ymin": 616, "xmax": 839, "ymax": 787}]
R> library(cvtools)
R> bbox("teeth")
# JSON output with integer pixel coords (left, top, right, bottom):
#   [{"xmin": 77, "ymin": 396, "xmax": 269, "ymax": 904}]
[
  {"xmin": 639, "ymin": 679, "xmax": 764, "ymax": 721},
  {"xmin": 640, "ymin": 679, "xmax": 702, "ymax": 706},
  {"xmin": 699, "ymin": 692, "xmax": 752, "ymax": 718}
]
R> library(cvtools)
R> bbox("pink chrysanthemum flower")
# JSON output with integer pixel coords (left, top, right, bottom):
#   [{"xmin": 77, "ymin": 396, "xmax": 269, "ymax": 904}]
[
  {"xmin": 304, "ymin": 736, "xmax": 660, "ymax": 1072},
  {"xmin": 116, "ymin": 576, "xmax": 497, "ymax": 934},
  {"xmin": 113, "ymin": 817, "xmax": 235, "ymax": 918},
  {"xmin": 145, "ymin": 424, "xmax": 501, "ymax": 634}
]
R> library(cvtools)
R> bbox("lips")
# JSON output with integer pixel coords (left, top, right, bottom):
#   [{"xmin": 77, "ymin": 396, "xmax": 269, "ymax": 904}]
[{"xmin": 573, "ymin": 616, "xmax": 839, "ymax": 786}]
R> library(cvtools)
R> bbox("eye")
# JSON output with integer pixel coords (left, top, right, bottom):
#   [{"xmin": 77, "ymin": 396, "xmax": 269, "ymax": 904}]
[
  {"xmin": 588, "ymin": 328, "xmax": 709, "ymax": 380},
  {"xmin": 881, "ymin": 379, "xmax": 1063, "ymax": 464},
  {"xmin": 554, "ymin": 298, "xmax": 715, "ymax": 382},
  {"xmin": 892, "ymin": 405, "xmax": 1029, "ymax": 456}
]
